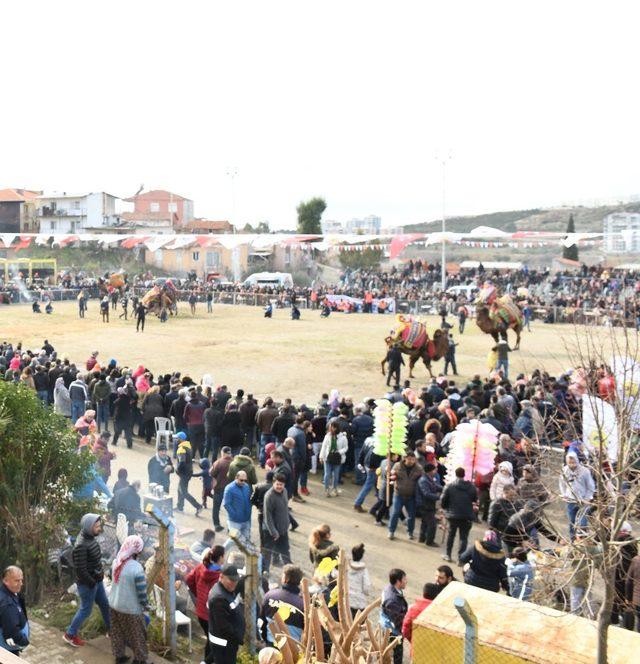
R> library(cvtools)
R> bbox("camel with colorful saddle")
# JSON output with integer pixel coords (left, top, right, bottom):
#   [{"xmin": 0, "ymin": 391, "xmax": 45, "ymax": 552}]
[
  {"xmin": 381, "ymin": 314, "xmax": 449, "ymax": 378},
  {"xmin": 475, "ymin": 282, "xmax": 523, "ymax": 349},
  {"xmin": 141, "ymin": 279, "xmax": 179, "ymax": 316}
]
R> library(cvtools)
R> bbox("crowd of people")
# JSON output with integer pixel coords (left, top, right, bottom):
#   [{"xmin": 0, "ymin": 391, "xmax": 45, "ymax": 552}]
[
  {"xmin": 2, "ymin": 331, "xmax": 640, "ymax": 663},
  {"xmin": 3, "ymin": 263, "xmax": 640, "ymax": 328}
]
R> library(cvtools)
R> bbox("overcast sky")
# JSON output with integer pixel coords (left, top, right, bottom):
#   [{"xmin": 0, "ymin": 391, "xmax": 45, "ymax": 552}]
[{"xmin": 2, "ymin": 1, "xmax": 638, "ymax": 230}]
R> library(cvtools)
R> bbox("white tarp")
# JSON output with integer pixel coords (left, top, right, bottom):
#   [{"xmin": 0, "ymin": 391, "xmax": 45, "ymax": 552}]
[
  {"xmin": 582, "ymin": 394, "xmax": 618, "ymax": 463},
  {"xmin": 243, "ymin": 271, "xmax": 294, "ymax": 287}
]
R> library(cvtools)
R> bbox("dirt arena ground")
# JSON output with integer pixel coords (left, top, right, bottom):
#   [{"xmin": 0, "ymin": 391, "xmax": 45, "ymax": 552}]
[
  {"xmin": 1, "ymin": 300, "xmax": 595, "ymax": 403},
  {"xmin": 0, "ymin": 299, "xmax": 615, "ymax": 657}
]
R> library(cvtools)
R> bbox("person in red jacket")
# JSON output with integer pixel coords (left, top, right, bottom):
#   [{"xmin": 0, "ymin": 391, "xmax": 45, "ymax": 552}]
[
  {"xmin": 401, "ymin": 582, "xmax": 439, "ymax": 650},
  {"xmin": 185, "ymin": 545, "xmax": 225, "ymax": 663}
]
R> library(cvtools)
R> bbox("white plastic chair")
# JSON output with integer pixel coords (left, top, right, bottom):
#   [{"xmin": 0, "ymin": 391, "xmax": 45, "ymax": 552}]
[
  {"xmin": 153, "ymin": 584, "xmax": 192, "ymax": 652},
  {"xmin": 155, "ymin": 417, "xmax": 174, "ymax": 449}
]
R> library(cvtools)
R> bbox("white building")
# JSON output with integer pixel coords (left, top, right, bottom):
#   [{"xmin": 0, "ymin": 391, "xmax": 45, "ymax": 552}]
[
  {"xmin": 345, "ymin": 214, "xmax": 381, "ymax": 234},
  {"xmin": 320, "ymin": 219, "xmax": 343, "ymax": 234},
  {"xmin": 604, "ymin": 212, "xmax": 640, "ymax": 253},
  {"xmin": 37, "ymin": 192, "xmax": 119, "ymax": 233}
]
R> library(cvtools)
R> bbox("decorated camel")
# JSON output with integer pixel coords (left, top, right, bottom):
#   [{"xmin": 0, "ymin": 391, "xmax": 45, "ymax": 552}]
[
  {"xmin": 475, "ymin": 282, "xmax": 523, "ymax": 349},
  {"xmin": 141, "ymin": 280, "xmax": 178, "ymax": 316},
  {"xmin": 381, "ymin": 315, "xmax": 449, "ymax": 378},
  {"xmin": 97, "ymin": 271, "xmax": 127, "ymax": 296}
]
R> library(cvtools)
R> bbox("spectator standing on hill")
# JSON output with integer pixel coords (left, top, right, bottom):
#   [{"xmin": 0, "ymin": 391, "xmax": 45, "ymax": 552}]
[
  {"xmin": 210, "ymin": 447, "xmax": 233, "ymax": 532},
  {"xmin": 380, "ymin": 568, "xmax": 408, "ymax": 664}
]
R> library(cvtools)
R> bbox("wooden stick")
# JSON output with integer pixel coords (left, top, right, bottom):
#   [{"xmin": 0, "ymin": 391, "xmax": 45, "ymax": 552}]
[
  {"xmin": 301, "ymin": 577, "xmax": 311, "ymax": 649},
  {"xmin": 268, "ymin": 623, "xmax": 294, "ymax": 664},
  {"xmin": 310, "ymin": 603, "xmax": 325, "ymax": 663},
  {"xmin": 273, "ymin": 613, "xmax": 298, "ymax": 661},
  {"xmin": 342, "ymin": 597, "xmax": 381, "ymax": 655}
]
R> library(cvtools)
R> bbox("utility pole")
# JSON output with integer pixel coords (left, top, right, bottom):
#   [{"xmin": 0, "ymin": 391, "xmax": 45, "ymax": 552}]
[
  {"xmin": 226, "ymin": 168, "xmax": 238, "ymax": 234},
  {"xmin": 437, "ymin": 153, "xmax": 452, "ymax": 291}
]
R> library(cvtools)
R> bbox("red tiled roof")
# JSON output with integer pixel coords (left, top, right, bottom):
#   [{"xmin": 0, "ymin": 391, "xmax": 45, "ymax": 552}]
[
  {"xmin": 184, "ymin": 219, "xmax": 233, "ymax": 232},
  {"xmin": 124, "ymin": 189, "xmax": 191, "ymax": 202},
  {"xmin": 0, "ymin": 188, "xmax": 41, "ymax": 202}
]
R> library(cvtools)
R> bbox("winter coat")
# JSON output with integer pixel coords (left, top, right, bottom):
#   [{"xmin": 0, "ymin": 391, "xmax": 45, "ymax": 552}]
[
  {"xmin": 286, "ymin": 424, "xmax": 307, "ymax": 463},
  {"xmin": 347, "ymin": 561, "xmax": 372, "ymax": 610},
  {"xmin": 517, "ymin": 470, "xmax": 549, "ymax": 504},
  {"xmin": 223, "ymin": 481, "xmax": 252, "ymax": 523},
  {"xmin": 415, "ymin": 474, "xmax": 443, "ymax": 511},
  {"xmin": 255, "ymin": 405, "xmax": 278, "ymax": 434},
  {"xmin": 319, "ymin": 432, "xmax": 348, "ymax": 465},
  {"xmin": 204, "ymin": 406, "xmax": 224, "ymax": 436},
  {"xmin": 260, "ymin": 585, "xmax": 304, "ymax": 644},
  {"xmin": 440, "ymin": 479, "xmax": 478, "ymax": 521},
  {"xmin": 309, "ymin": 539, "xmax": 340, "ymax": 567},
  {"xmin": 148, "ymin": 455, "xmax": 174, "ymax": 493},
  {"xmin": 220, "ymin": 411, "xmax": 243, "ymax": 449},
  {"xmin": 185, "ymin": 563, "xmax": 221, "ymax": 622},
  {"xmin": 227, "ymin": 455, "xmax": 258, "ymax": 486},
  {"xmin": 0, "ymin": 583, "xmax": 29, "ymax": 654},
  {"xmin": 488, "ymin": 497, "xmax": 522, "ymax": 533},
  {"xmin": 626, "ymin": 555, "xmax": 640, "ymax": 606},
  {"xmin": 72, "ymin": 514, "xmax": 104, "ymax": 588},
  {"xmin": 208, "ymin": 581, "xmax": 245, "ymax": 649},
  {"xmin": 460, "ymin": 540, "xmax": 509, "ymax": 592},
  {"xmin": 402, "ymin": 598, "xmax": 431, "ymax": 642},
  {"xmin": 53, "ymin": 379, "xmax": 72, "ymax": 417},
  {"xmin": 380, "ymin": 584, "xmax": 408, "ymax": 636},
  {"xmin": 210, "ymin": 457, "xmax": 232, "ymax": 494},
  {"xmin": 142, "ymin": 392, "xmax": 165, "ymax": 422},
  {"xmin": 184, "ymin": 400, "xmax": 206, "ymax": 428},
  {"xmin": 391, "ymin": 461, "xmax": 424, "ymax": 499},
  {"xmin": 351, "ymin": 414, "xmax": 374, "ymax": 449},
  {"xmin": 559, "ymin": 454, "xmax": 595, "ymax": 503},
  {"xmin": 489, "ymin": 462, "xmax": 514, "ymax": 501},
  {"xmin": 92, "ymin": 380, "xmax": 111, "ymax": 404},
  {"xmin": 271, "ymin": 413, "xmax": 295, "ymax": 442},
  {"xmin": 263, "ymin": 487, "xmax": 290, "ymax": 538}
]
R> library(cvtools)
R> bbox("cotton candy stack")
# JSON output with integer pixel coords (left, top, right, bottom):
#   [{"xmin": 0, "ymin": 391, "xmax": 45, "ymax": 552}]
[{"xmin": 444, "ymin": 419, "xmax": 499, "ymax": 482}]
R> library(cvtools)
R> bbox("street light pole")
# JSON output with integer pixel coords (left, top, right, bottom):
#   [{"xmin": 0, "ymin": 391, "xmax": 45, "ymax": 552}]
[
  {"xmin": 438, "ymin": 153, "xmax": 451, "ymax": 291},
  {"xmin": 226, "ymin": 167, "xmax": 238, "ymax": 233}
]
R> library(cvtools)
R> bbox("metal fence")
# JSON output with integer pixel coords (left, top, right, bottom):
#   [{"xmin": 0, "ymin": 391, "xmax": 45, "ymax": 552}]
[{"xmin": 1, "ymin": 287, "xmax": 637, "ymax": 326}]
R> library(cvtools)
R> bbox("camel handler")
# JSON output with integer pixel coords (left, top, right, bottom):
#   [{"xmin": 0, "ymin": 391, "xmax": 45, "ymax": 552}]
[{"xmin": 386, "ymin": 343, "xmax": 405, "ymax": 387}]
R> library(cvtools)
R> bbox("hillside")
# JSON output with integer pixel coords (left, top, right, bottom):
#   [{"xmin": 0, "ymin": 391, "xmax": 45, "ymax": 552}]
[{"xmin": 405, "ymin": 202, "xmax": 640, "ymax": 234}]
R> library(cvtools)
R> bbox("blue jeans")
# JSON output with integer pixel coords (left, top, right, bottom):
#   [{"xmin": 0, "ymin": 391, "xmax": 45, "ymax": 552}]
[
  {"xmin": 67, "ymin": 581, "xmax": 110, "ymax": 636},
  {"xmin": 354, "ymin": 469, "xmax": 377, "ymax": 507},
  {"xmin": 71, "ymin": 400, "xmax": 85, "ymax": 423},
  {"xmin": 259, "ymin": 433, "xmax": 275, "ymax": 467},
  {"xmin": 496, "ymin": 358, "xmax": 509, "ymax": 377},
  {"xmin": 323, "ymin": 463, "xmax": 341, "ymax": 490},
  {"xmin": 224, "ymin": 520, "xmax": 252, "ymax": 551},
  {"xmin": 37, "ymin": 390, "xmax": 49, "ymax": 405},
  {"xmin": 566, "ymin": 502, "xmax": 587, "ymax": 540},
  {"xmin": 389, "ymin": 494, "xmax": 416, "ymax": 536},
  {"xmin": 96, "ymin": 402, "xmax": 109, "ymax": 432}
]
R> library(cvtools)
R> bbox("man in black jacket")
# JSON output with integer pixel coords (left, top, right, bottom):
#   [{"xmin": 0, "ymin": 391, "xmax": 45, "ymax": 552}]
[
  {"xmin": 488, "ymin": 484, "xmax": 521, "ymax": 546},
  {"xmin": 63, "ymin": 514, "xmax": 110, "ymax": 647},
  {"xmin": 0, "ymin": 566, "xmax": 29, "ymax": 655},
  {"xmin": 416, "ymin": 464, "xmax": 443, "ymax": 546},
  {"xmin": 207, "ymin": 565, "xmax": 245, "ymax": 664},
  {"xmin": 440, "ymin": 467, "xmax": 478, "ymax": 564},
  {"xmin": 271, "ymin": 406, "xmax": 295, "ymax": 444},
  {"xmin": 385, "ymin": 344, "xmax": 404, "ymax": 387}
]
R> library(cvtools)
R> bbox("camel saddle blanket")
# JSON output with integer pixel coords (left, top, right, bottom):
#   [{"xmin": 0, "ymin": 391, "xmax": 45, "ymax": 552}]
[
  {"xmin": 141, "ymin": 285, "xmax": 161, "ymax": 308},
  {"xmin": 399, "ymin": 321, "xmax": 428, "ymax": 350},
  {"xmin": 489, "ymin": 295, "xmax": 523, "ymax": 327}
]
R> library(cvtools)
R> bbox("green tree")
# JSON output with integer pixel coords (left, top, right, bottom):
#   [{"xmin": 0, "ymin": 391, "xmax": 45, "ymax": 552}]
[
  {"xmin": 242, "ymin": 223, "xmax": 255, "ymax": 233},
  {"xmin": 338, "ymin": 246, "xmax": 384, "ymax": 270},
  {"xmin": 296, "ymin": 197, "xmax": 326, "ymax": 234},
  {"xmin": 0, "ymin": 383, "xmax": 93, "ymax": 602},
  {"xmin": 562, "ymin": 213, "xmax": 579, "ymax": 261},
  {"xmin": 255, "ymin": 221, "xmax": 270, "ymax": 234}
]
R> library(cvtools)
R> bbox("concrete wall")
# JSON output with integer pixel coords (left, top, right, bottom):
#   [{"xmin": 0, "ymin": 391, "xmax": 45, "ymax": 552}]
[{"xmin": 145, "ymin": 244, "xmax": 249, "ymax": 278}]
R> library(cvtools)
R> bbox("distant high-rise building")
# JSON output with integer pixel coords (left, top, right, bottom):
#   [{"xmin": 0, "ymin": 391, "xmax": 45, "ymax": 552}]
[
  {"xmin": 345, "ymin": 215, "xmax": 381, "ymax": 234},
  {"xmin": 603, "ymin": 212, "xmax": 640, "ymax": 253},
  {"xmin": 320, "ymin": 219, "xmax": 344, "ymax": 234}
]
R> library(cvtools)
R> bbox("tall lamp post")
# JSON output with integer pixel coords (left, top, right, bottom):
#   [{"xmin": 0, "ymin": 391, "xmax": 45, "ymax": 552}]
[
  {"xmin": 226, "ymin": 167, "xmax": 238, "ymax": 233},
  {"xmin": 438, "ymin": 153, "xmax": 452, "ymax": 291}
]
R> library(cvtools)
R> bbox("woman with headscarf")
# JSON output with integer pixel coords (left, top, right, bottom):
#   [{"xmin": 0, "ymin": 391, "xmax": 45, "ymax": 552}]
[
  {"xmin": 74, "ymin": 410, "xmax": 97, "ymax": 437},
  {"xmin": 53, "ymin": 375, "xmax": 72, "ymax": 418},
  {"xmin": 108, "ymin": 535, "xmax": 150, "ymax": 664},
  {"xmin": 19, "ymin": 367, "xmax": 35, "ymax": 390},
  {"xmin": 220, "ymin": 401, "xmax": 243, "ymax": 453},
  {"xmin": 459, "ymin": 530, "xmax": 509, "ymax": 593},
  {"xmin": 489, "ymin": 461, "xmax": 514, "ymax": 501}
]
